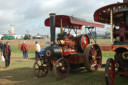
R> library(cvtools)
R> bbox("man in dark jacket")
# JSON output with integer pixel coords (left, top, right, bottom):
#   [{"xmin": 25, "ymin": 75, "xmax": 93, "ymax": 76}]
[
  {"xmin": 21, "ymin": 41, "xmax": 28, "ymax": 59},
  {"xmin": 3, "ymin": 41, "xmax": 11, "ymax": 67}
]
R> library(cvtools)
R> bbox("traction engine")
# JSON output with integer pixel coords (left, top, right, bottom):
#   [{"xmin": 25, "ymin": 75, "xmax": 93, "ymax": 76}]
[
  {"xmin": 33, "ymin": 13, "xmax": 103, "ymax": 79},
  {"xmin": 94, "ymin": 0, "xmax": 128, "ymax": 85}
]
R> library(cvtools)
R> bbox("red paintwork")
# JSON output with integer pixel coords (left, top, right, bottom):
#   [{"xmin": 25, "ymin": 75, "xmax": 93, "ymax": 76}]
[
  {"xmin": 51, "ymin": 60, "xmax": 55, "ymax": 64},
  {"xmin": 94, "ymin": 3, "xmax": 128, "ymax": 25},
  {"xmin": 112, "ymin": 45, "xmax": 128, "ymax": 51},
  {"xmin": 113, "ymin": 24, "xmax": 128, "ymax": 42},
  {"xmin": 89, "ymin": 45, "xmax": 102, "ymax": 71},
  {"xmin": 57, "ymin": 34, "xmax": 91, "ymax": 64},
  {"xmin": 67, "ymin": 54, "xmax": 85, "ymax": 64},
  {"xmin": 62, "ymin": 48, "xmax": 77, "ymax": 56},
  {"xmin": 109, "ymin": 60, "xmax": 115, "ymax": 85},
  {"xmin": 70, "ymin": 18, "xmax": 104, "ymax": 28},
  {"xmin": 45, "ymin": 15, "xmax": 104, "ymax": 29},
  {"xmin": 65, "ymin": 38, "xmax": 76, "ymax": 47},
  {"xmin": 80, "ymin": 35, "xmax": 90, "ymax": 50}
]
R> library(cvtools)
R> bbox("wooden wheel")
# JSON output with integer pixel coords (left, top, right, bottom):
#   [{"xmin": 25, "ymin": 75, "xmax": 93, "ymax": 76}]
[
  {"xmin": 33, "ymin": 59, "xmax": 48, "ymax": 78},
  {"xmin": 105, "ymin": 58, "xmax": 115, "ymax": 85},
  {"xmin": 53, "ymin": 58, "xmax": 69, "ymax": 80},
  {"xmin": 84, "ymin": 44, "xmax": 102, "ymax": 72}
]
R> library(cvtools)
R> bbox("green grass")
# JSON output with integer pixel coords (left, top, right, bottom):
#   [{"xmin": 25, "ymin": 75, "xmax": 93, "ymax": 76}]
[
  {"xmin": 11, "ymin": 45, "xmax": 35, "ymax": 53},
  {"xmin": 90, "ymin": 39, "xmax": 111, "ymax": 45},
  {"xmin": 0, "ymin": 45, "xmax": 128, "ymax": 85},
  {"xmin": 102, "ymin": 52, "xmax": 115, "ymax": 58}
]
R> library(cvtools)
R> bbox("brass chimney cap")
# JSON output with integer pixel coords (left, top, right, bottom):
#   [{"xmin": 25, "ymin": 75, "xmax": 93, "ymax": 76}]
[{"xmin": 49, "ymin": 13, "xmax": 56, "ymax": 16}]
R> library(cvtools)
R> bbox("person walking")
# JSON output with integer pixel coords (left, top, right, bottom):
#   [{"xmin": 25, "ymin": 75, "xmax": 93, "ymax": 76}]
[
  {"xmin": 3, "ymin": 41, "xmax": 11, "ymax": 67},
  {"xmin": 35, "ymin": 41, "xmax": 41, "ymax": 60},
  {"xmin": 21, "ymin": 41, "xmax": 28, "ymax": 59}
]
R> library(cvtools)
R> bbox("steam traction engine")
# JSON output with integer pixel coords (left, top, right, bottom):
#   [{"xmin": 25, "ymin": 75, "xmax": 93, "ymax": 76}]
[
  {"xmin": 94, "ymin": 0, "xmax": 128, "ymax": 85},
  {"xmin": 33, "ymin": 13, "xmax": 104, "ymax": 79}
]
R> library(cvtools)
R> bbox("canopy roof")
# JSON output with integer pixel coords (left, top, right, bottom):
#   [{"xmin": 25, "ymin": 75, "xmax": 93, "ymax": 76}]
[
  {"xmin": 45, "ymin": 15, "xmax": 104, "ymax": 30},
  {"xmin": 94, "ymin": 3, "xmax": 128, "ymax": 25}
]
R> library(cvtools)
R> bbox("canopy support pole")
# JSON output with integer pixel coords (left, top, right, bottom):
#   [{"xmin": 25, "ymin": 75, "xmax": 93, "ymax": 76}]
[
  {"xmin": 60, "ymin": 17, "xmax": 63, "ymax": 34},
  {"xmin": 110, "ymin": 10, "xmax": 113, "ymax": 45}
]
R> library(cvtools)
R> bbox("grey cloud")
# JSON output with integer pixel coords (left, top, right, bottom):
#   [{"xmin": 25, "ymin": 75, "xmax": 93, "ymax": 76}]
[{"xmin": 0, "ymin": 0, "xmax": 123, "ymax": 35}]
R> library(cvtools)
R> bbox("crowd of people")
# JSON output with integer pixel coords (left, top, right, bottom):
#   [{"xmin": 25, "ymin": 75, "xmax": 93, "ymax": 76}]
[{"xmin": 0, "ymin": 41, "xmax": 44, "ymax": 67}]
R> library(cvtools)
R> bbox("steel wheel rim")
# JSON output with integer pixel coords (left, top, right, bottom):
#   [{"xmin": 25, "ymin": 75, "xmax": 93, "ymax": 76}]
[
  {"xmin": 84, "ymin": 44, "xmax": 102, "ymax": 72},
  {"xmin": 89, "ymin": 45, "xmax": 102, "ymax": 71},
  {"xmin": 105, "ymin": 58, "xmax": 115, "ymax": 85},
  {"xmin": 33, "ymin": 59, "xmax": 48, "ymax": 78},
  {"xmin": 53, "ymin": 58, "xmax": 69, "ymax": 80}
]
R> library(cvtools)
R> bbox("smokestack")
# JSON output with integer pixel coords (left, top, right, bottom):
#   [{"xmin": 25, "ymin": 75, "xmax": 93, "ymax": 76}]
[{"xmin": 49, "ymin": 13, "xmax": 56, "ymax": 44}]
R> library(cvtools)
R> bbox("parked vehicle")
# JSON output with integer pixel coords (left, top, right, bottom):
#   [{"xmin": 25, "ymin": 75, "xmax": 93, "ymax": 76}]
[
  {"xmin": 24, "ymin": 34, "xmax": 32, "ymax": 40},
  {"xmin": 33, "ymin": 35, "xmax": 42, "ymax": 39},
  {"xmin": 1, "ymin": 35, "xmax": 15, "ymax": 40}
]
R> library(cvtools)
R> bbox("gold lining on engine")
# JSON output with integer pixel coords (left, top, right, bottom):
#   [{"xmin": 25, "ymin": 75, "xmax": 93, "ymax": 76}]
[
  {"xmin": 122, "ymin": 52, "xmax": 128, "ymax": 60},
  {"xmin": 46, "ymin": 50, "xmax": 51, "ymax": 57}
]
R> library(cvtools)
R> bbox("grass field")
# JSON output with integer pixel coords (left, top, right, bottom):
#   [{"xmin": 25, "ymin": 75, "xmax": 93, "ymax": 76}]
[{"xmin": 0, "ymin": 39, "xmax": 128, "ymax": 85}]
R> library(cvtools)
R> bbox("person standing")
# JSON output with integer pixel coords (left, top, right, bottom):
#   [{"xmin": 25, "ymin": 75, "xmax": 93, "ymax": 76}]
[
  {"xmin": 0, "ymin": 42, "xmax": 4, "ymax": 61},
  {"xmin": 3, "ymin": 41, "xmax": 11, "ymax": 67},
  {"xmin": 21, "ymin": 41, "xmax": 28, "ymax": 59},
  {"xmin": 35, "ymin": 41, "xmax": 41, "ymax": 60}
]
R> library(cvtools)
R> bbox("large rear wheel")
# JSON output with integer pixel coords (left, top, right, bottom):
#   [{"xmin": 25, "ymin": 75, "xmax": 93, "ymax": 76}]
[
  {"xmin": 105, "ymin": 58, "xmax": 115, "ymax": 85},
  {"xmin": 53, "ymin": 58, "xmax": 69, "ymax": 80},
  {"xmin": 84, "ymin": 44, "xmax": 102, "ymax": 72}
]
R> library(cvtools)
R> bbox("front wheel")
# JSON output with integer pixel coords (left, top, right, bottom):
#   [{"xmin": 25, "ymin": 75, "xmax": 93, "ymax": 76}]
[
  {"xmin": 33, "ymin": 59, "xmax": 48, "ymax": 78},
  {"xmin": 105, "ymin": 58, "xmax": 115, "ymax": 85},
  {"xmin": 53, "ymin": 58, "xmax": 69, "ymax": 80}
]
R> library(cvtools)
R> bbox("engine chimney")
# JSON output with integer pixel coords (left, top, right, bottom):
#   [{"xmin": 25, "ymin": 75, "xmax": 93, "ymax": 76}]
[{"xmin": 49, "ymin": 13, "xmax": 56, "ymax": 44}]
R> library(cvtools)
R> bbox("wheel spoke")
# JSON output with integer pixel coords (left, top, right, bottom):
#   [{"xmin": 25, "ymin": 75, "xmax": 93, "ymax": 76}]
[
  {"xmin": 36, "ymin": 63, "xmax": 40, "ymax": 67},
  {"xmin": 84, "ymin": 44, "xmax": 102, "ymax": 72},
  {"xmin": 33, "ymin": 59, "xmax": 48, "ymax": 78}
]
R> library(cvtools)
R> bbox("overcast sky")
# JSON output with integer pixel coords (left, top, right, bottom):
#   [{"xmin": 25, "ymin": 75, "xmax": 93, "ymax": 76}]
[{"xmin": 0, "ymin": 0, "xmax": 122, "ymax": 35}]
